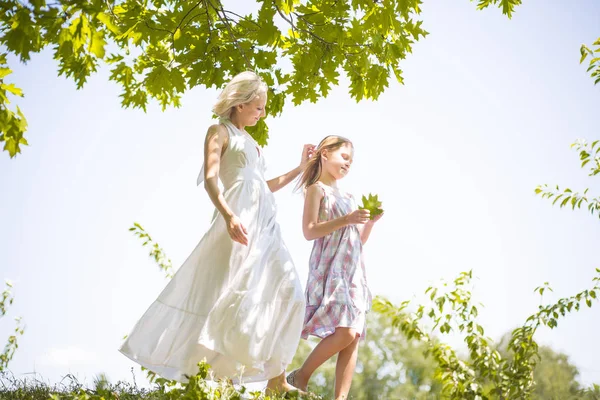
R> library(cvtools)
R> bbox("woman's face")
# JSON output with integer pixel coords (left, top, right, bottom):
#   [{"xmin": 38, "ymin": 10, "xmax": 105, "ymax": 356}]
[{"xmin": 235, "ymin": 94, "xmax": 266, "ymax": 127}]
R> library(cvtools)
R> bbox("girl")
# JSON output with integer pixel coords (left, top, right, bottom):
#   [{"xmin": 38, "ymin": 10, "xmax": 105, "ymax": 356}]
[
  {"xmin": 287, "ymin": 136, "xmax": 383, "ymax": 399},
  {"xmin": 120, "ymin": 71, "xmax": 313, "ymax": 394}
]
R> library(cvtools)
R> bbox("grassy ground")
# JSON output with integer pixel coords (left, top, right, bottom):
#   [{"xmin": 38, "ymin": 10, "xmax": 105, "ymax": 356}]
[{"xmin": 0, "ymin": 364, "xmax": 323, "ymax": 400}]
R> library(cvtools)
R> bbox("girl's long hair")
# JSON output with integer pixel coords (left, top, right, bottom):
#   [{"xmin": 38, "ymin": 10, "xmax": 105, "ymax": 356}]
[{"xmin": 296, "ymin": 135, "xmax": 353, "ymax": 191}]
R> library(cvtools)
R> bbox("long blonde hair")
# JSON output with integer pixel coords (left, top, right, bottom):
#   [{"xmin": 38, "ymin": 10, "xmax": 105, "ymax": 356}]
[
  {"xmin": 212, "ymin": 71, "xmax": 268, "ymax": 119},
  {"xmin": 296, "ymin": 135, "xmax": 353, "ymax": 190}
]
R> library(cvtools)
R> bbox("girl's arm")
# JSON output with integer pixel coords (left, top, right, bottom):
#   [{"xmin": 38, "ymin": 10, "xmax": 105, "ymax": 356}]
[
  {"xmin": 203, "ymin": 124, "xmax": 248, "ymax": 246},
  {"xmin": 357, "ymin": 214, "xmax": 383, "ymax": 245},
  {"xmin": 267, "ymin": 144, "xmax": 315, "ymax": 193},
  {"xmin": 302, "ymin": 184, "xmax": 370, "ymax": 241}
]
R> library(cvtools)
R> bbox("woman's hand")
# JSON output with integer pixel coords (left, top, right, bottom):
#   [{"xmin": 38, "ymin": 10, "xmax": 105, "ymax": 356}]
[
  {"xmin": 299, "ymin": 144, "xmax": 316, "ymax": 170},
  {"xmin": 225, "ymin": 214, "xmax": 249, "ymax": 246},
  {"xmin": 345, "ymin": 209, "xmax": 371, "ymax": 225}
]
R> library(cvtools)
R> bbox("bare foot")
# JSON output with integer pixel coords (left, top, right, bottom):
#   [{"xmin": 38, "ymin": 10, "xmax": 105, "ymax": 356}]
[
  {"xmin": 291, "ymin": 368, "xmax": 309, "ymax": 392},
  {"xmin": 266, "ymin": 372, "xmax": 307, "ymax": 396},
  {"xmin": 265, "ymin": 381, "xmax": 307, "ymax": 396}
]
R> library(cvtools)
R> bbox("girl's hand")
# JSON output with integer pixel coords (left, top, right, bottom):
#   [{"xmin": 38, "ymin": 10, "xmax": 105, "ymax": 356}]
[
  {"xmin": 300, "ymin": 144, "xmax": 316, "ymax": 170},
  {"xmin": 225, "ymin": 214, "xmax": 249, "ymax": 246},
  {"xmin": 346, "ymin": 209, "xmax": 371, "ymax": 225},
  {"xmin": 368, "ymin": 212, "xmax": 384, "ymax": 224}
]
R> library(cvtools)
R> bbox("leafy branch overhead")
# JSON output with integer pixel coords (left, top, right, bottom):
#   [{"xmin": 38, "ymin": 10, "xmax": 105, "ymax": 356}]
[
  {"xmin": 0, "ymin": 0, "xmax": 528, "ymax": 157},
  {"xmin": 0, "ymin": 54, "xmax": 27, "ymax": 158}
]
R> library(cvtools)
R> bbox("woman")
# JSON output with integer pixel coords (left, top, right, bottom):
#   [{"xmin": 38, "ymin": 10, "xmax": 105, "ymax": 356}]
[{"xmin": 120, "ymin": 71, "xmax": 313, "ymax": 394}]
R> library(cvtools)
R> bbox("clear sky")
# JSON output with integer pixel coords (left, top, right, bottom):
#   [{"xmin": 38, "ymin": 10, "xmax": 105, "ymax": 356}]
[{"xmin": 1, "ymin": 0, "xmax": 599, "ymax": 389}]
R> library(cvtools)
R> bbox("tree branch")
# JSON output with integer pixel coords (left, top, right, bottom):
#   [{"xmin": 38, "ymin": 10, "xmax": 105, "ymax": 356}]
[
  {"xmin": 276, "ymin": 5, "xmax": 370, "ymax": 56},
  {"xmin": 175, "ymin": 1, "xmax": 203, "ymax": 34},
  {"xmin": 207, "ymin": 0, "xmax": 253, "ymax": 70},
  {"xmin": 143, "ymin": 20, "xmax": 174, "ymax": 36},
  {"xmin": 275, "ymin": 5, "xmax": 332, "ymax": 46},
  {"xmin": 200, "ymin": 0, "xmax": 213, "ymax": 37},
  {"xmin": 222, "ymin": 9, "xmax": 262, "ymax": 29}
]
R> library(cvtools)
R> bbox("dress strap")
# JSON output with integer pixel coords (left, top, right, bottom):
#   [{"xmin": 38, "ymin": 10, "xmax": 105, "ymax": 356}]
[{"xmin": 219, "ymin": 118, "xmax": 239, "ymax": 138}]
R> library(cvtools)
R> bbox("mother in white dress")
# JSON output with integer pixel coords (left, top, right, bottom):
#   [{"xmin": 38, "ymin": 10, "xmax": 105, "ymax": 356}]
[{"xmin": 120, "ymin": 71, "xmax": 313, "ymax": 394}]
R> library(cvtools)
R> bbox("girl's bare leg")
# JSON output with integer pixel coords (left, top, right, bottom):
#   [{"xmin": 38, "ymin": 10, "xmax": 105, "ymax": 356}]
[
  {"xmin": 334, "ymin": 335, "xmax": 360, "ymax": 400},
  {"xmin": 294, "ymin": 328, "xmax": 357, "ymax": 391}
]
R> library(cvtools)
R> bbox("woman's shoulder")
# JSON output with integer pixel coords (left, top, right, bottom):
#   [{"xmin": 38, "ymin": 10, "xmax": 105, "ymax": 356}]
[
  {"xmin": 204, "ymin": 123, "xmax": 230, "ymax": 147},
  {"xmin": 206, "ymin": 123, "xmax": 228, "ymax": 136}
]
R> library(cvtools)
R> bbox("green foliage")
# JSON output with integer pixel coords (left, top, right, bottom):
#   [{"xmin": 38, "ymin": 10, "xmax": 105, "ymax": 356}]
[
  {"xmin": 535, "ymin": 139, "xmax": 600, "ymax": 219},
  {"xmin": 0, "ymin": 281, "xmax": 13, "ymax": 317},
  {"xmin": 571, "ymin": 139, "xmax": 600, "ymax": 177},
  {"xmin": 531, "ymin": 346, "xmax": 581, "ymax": 399},
  {"xmin": 580, "ymin": 37, "xmax": 600, "ymax": 85},
  {"xmin": 579, "ymin": 384, "xmax": 600, "ymax": 400},
  {"xmin": 373, "ymin": 267, "xmax": 600, "ymax": 400},
  {"xmin": 358, "ymin": 193, "xmax": 383, "ymax": 219},
  {"xmin": 0, "ymin": 362, "xmax": 317, "ymax": 399},
  {"xmin": 470, "ymin": 0, "xmax": 522, "ymax": 18},
  {"xmin": 0, "ymin": 0, "xmax": 431, "ymax": 156},
  {"xmin": 0, "ymin": 54, "xmax": 27, "ymax": 158},
  {"xmin": 493, "ymin": 337, "xmax": 598, "ymax": 400},
  {"xmin": 0, "ymin": 280, "xmax": 24, "ymax": 372},
  {"xmin": 138, "ymin": 361, "xmax": 286, "ymax": 400},
  {"xmin": 129, "ymin": 222, "xmax": 174, "ymax": 278},
  {"xmin": 535, "ymin": 184, "xmax": 599, "ymax": 217}
]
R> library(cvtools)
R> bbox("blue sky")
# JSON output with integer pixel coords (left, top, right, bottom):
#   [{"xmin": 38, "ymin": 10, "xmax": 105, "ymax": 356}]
[{"xmin": 1, "ymin": 0, "xmax": 599, "ymax": 388}]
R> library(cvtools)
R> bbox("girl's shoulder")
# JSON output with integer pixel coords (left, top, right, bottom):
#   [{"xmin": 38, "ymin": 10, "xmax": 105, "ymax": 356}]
[
  {"xmin": 306, "ymin": 182, "xmax": 353, "ymax": 204},
  {"xmin": 307, "ymin": 182, "xmax": 326, "ymax": 197},
  {"xmin": 314, "ymin": 181, "xmax": 353, "ymax": 199}
]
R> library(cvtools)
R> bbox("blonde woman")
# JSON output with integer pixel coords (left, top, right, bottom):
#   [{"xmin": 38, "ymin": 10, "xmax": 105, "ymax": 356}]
[{"xmin": 120, "ymin": 71, "xmax": 314, "ymax": 394}]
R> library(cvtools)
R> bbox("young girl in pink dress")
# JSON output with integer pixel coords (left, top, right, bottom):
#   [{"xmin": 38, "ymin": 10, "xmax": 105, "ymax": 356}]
[{"xmin": 287, "ymin": 136, "xmax": 383, "ymax": 400}]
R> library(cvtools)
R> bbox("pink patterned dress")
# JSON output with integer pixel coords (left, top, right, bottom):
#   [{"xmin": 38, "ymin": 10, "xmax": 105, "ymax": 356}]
[{"xmin": 301, "ymin": 181, "xmax": 372, "ymax": 340}]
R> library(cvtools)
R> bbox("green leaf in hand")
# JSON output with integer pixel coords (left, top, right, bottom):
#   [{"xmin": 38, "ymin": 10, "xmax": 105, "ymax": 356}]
[{"xmin": 359, "ymin": 193, "xmax": 384, "ymax": 220}]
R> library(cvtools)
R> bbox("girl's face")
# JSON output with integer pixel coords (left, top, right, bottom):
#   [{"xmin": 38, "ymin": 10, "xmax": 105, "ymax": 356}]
[
  {"xmin": 235, "ymin": 94, "xmax": 266, "ymax": 127},
  {"xmin": 322, "ymin": 142, "xmax": 354, "ymax": 180}
]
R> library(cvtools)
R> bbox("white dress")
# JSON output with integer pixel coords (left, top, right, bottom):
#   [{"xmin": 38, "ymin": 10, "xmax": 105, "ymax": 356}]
[{"xmin": 119, "ymin": 119, "xmax": 305, "ymax": 383}]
